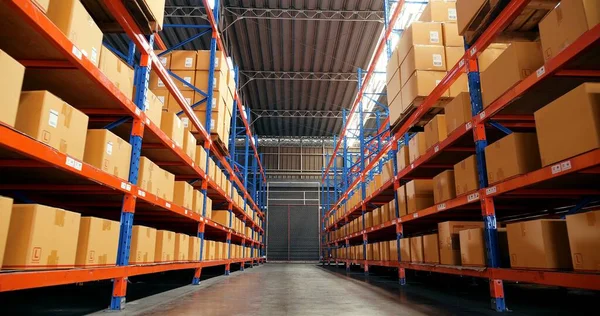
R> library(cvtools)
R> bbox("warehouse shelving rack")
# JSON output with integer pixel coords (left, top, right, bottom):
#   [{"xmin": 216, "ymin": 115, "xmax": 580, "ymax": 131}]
[
  {"xmin": 320, "ymin": 0, "xmax": 600, "ymax": 311},
  {"xmin": 0, "ymin": 0, "xmax": 266, "ymax": 310}
]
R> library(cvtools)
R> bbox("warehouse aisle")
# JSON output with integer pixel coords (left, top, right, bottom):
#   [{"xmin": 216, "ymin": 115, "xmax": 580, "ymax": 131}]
[{"xmin": 130, "ymin": 263, "xmax": 494, "ymax": 316}]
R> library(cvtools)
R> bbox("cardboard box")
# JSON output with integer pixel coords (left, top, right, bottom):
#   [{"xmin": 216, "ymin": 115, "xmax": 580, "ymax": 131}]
[
  {"xmin": 456, "ymin": 0, "xmax": 487, "ymax": 34},
  {"xmin": 423, "ymin": 233, "xmax": 440, "ymax": 263},
  {"xmin": 381, "ymin": 242, "xmax": 390, "ymax": 261},
  {"xmin": 47, "ymin": 0, "xmax": 103, "ymax": 66},
  {"xmin": 155, "ymin": 168, "xmax": 175, "ymax": 201},
  {"xmin": 3, "ymin": 204, "xmax": 80, "ymax": 269},
  {"xmin": 192, "ymin": 190, "xmax": 203, "ymax": 215},
  {"xmin": 485, "ymin": 133, "xmax": 541, "ymax": 184},
  {"xmin": 149, "ymin": 72, "xmax": 167, "ymax": 90},
  {"xmin": 83, "ymin": 129, "xmax": 132, "ymax": 180},
  {"xmin": 170, "ymin": 51, "xmax": 197, "ymax": 70},
  {"xmin": 396, "ymin": 146, "xmax": 409, "ymax": 172},
  {"xmin": 367, "ymin": 244, "xmax": 374, "ymax": 260},
  {"xmin": 0, "ymin": 50, "xmax": 25, "ymax": 127},
  {"xmin": 389, "ymin": 94, "xmax": 403, "ymax": 126},
  {"xmin": 444, "ymin": 47, "xmax": 469, "ymax": 96},
  {"xmin": 387, "ymin": 70, "xmax": 402, "ymax": 105},
  {"xmin": 33, "ymin": 0, "xmax": 50, "ymax": 12},
  {"xmin": 566, "ymin": 210, "xmax": 600, "ymax": 271},
  {"xmin": 400, "ymin": 45, "xmax": 447, "ymax": 87},
  {"xmin": 442, "ymin": 22, "xmax": 464, "ymax": 47},
  {"xmin": 16, "ymin": 91, "xmax": 89, "ymax": 160},
  {"xmin": 397, "ymin": 22, "xmax": 444, "ymax": 62},
  {"xmin": 98, "ymin": 47, "xmax": 134, "ymax": 100},
  {"xmin": 171, "ymin": 70, "xmax": 195, "ymax": 91},
  {"xmin": 534, "ymin": 83, "xmax": 600, "ymax": 166},
  {"xmin": 173, "ymin": 181, "xmax": 194, "ymax": 210},
  {"xmin": 438, "ymin": 221, "xmax": 484, "ymax": 265},
  {"xmin": 372, "ymin": 243, "xmax": 380, "ymax": 261},
  {"xmin": 0, "ymin": 197, "xmax": 13, "ymax": 269},
  {"xmin": 444, "ymin": 92, "xmax": 471, "ymax": 136},
  {"xmin": 507, "ymin": 219, "xmax": 572, "ymax": 269},
  {"xmin": 390, "ymin": 240, "xmax": 399, "ymax": 261},
  {"xmin": 137, "ymin": 157, "xmax": 156, "ymax": 194},
  {"xmin": 144, "ymin": 89, "xmax": 164, "ymax": 126},
  {"xmin": 212, "ymin": 210, "xmax": 231, "ymax": 227},
  {"xmin": 408, "ymin": 132, "xmax": 427, "ymax": 163},
  {"xmin": 74, "ymin": 217, "xmax": 119, "ymax": 267},
  {"xmin": 160, "ymin": 111, "xmax": 185, "ymax": 148},
  {"xmin": 481, "ymin": 42, "xmax": 544, "ymax": 108},
  {"xmin": 194, "ymin": 70, "xmax": 227, "ymax": 92},
  {"xmin": 406, "ymin": 180, "xmax": 434, "ymax": 214},
  {"xmin": 433, "ymin": 170, "xmax": 456, "ymax": 203},
  {"xmin": 539, "ymin": 0, "xmax": 600, "ymax": 61},
  {"xmin": 401, "ymin": 70, "xmax": 449, "ymax": 113},
  {"xmin": 454, "ymin": 155, "xmax": 479, "ymax": 196},
  {"xmin": 459, "ymin": 228, "xmax": 486, "ymax": 266},
  {"xmin": 165, "ymin": 90, "xmax": 195, "ymax": 113},
  {"xmin": 150, "ymin": 89, "xmax": 169, "ymax": 107},
  {"xmin": 175, "ymin": 233, "xmax": 189, "ymax": 261},
  {"xmin": 420, "ymin": 1, "xmax": 458, "ymax": 23},
  {"xmin": 478, "ymin": 45, "xmax": 509, "ymax": 72},
  {"xmin": 145, "ymin": 0, "xmax": 166, "ymax": 31},
  {"xmin": 195, "ymin": 145, "xmax": 208, "ymax": 171},
  {"xmin": 424, "ymin": 115, "xmax": 447, "ymax": 150},
  {"xmin": 387, "ymin": 48, "xmax": 401, "ymax": 84},
  {"xmin": 182, "ymin": 130, "xmax": 197, "ymax": 160},
  {"xmin": 155, "ymin": 230, "xmax": 176, "ymax": 262},
  {"xmin": 129, "ymin": 225, "xmax": 157, "ymax": 264},
  {"xmin": 155, "ymin": 51, "xmax": 171, "ymax": 69},
  {"xmin": 188, "ymin": 236, "xmax": 200, "ymax": 261},
  {"xmin": 205, "ymin": 197, "xmax": 213, "ymax": 219},
  {"xmin": 196, "ymin": 50, "xmax": 226, "ymax": 72},
  {"xmin": 410, "ymin": 236, "xmax": 424, "ymax": 263}
]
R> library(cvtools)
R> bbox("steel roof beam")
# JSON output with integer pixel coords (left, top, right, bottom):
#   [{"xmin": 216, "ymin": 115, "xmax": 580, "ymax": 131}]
[
  {"xmin": 164, "ymin": 6, "xmax": 208, "ymax": 20},
  {"xmin": 240, "ymin": 71, "xmax": 359, "ymax": 83},
  {"xmin": 225, "ymin": 7, "xmax": 384, "ymax": 23}
]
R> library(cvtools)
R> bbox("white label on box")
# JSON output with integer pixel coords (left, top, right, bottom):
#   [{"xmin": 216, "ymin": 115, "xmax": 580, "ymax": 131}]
[
  {"xmin": 448, "ymin": 8, "xmax": 457, "ymax": 20},
  {"xmin": 429, "ymin": 31, "xmax": 440, "ymax": 44},
  {"xmin": 536, "ymin": 66, "xmax": 546, "ymax": 78},
  {"xmin": 160, "ymin": 57, "xmax": 167, "ymax": 67},
  {"xmin": 158, "ymin": 96, "xmax": 165, "ymax": 104},
  {"xmin": 561, "ymin": 160, "xmax": 572, "ymax": 172},
  {"xmin": 182, "ymin": 117, "xmax": 190, "ymax": 128},
  {"xmin": 185, "ymin": 57, "xmax": 193, "ymax": 68},
  {"xmin": 65, "ymin": 156, "xmax": 83, "ymax": 171},
  {"xmin": 48, "ymin": 109, "xmax": 59, "ymax": 128},
  {"xmin": 91, "ymin": 47, "xmax": 98, "ymax": 63},
  {"xmin": 433, "ymin": 54, "xmax": 443, "ymax": 67},
  {"xmin": 467, "ymin": 192, "xmax": 479, "ymax": 202},
  {"xmin": 106, "ymin": 141, "xmax": 113, "ymax": 155},
  {"xmin": 158, "ymin": 79, "xmax": 165, "ymax": 87},
  {"xmin": 71, "ymin": 45, "xmax": 82, "ymax": 59},
  {"xmin": 184, "ymin": 77, "xmax": 192, "ymax": 84},
  {"xmin": 485, "ymin": 186, "xmax": 497, "ymax": 195}
]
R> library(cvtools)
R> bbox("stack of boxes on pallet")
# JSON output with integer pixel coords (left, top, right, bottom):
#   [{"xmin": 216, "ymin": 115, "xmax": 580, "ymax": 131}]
[{"xmin": 149, "ymin": 49, "xmax": 235, "ymax": 149}]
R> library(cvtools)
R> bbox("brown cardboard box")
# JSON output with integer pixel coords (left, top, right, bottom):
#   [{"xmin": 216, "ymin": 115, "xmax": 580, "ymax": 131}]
[
  {"xmin": 145, "ymin": 0, "xmax": 166, "ymax": 31},
  {"xmin": 425, "ymin": 115, "xmax": 447, "ymax": 150},
  {"xmin": 160, "ymin": 111, "xmax": 185, "ymax": 148},
  {"xmin": 389, "ymin": 91, "xmax": 403, "ymax": 125},
  {"xmin": 365, "ymin": 212, "xmax": 373, "ymax": 228},
  {"xmin": 390, "ymin": 240, "xmax": 399, "ymax": 261},
  {"xmin": 408, "ymin": 132, "xmax": 427, "ymax": 163},
  {"xmin": 175, "ymin": 233, "xmax": 189, "ymax": 261},
  {"xmin": 195, "ymin": 145, "xmax": 208, "ymax": 171},
  {"xmin": 420, "ymin": 1, "xmax": 458, "ymax": 23},
  {"xmin": 151, "ymin": 89, "xmax": 169, "ymax": 107},
  {"xmin": 366, "ymin": 244, "xmax": 374, "ymax": 260},
  {"xmin": 16, "ymin": 91, "xmax": 89, "ymax": 160},
  {"xmin": 182, "ymin": 130, "xmax": 197, "ymax": 160},
  {"xmin": 0, "ymin": 196, "xmax": 13, "ymax": 269},
  {"xmin": 410, "ymin": 236, "xmax": 424, "ymax": 263},
  {"xmin": 381, "ymin": 241, "xmax": 390, "ymax": 261},
  {"xmin": 171, "ymin": 70, "xmax": 195, "ymax": 91},
  {"xmin": 478, "ymin": 45, "xmax": 509, "ymax": 72},
  {"xmin": 459, "ymin": 228, "xmax": 486, "ymax": 266},
  {"xmin": 442, "ymin": 22, "xmax": 464, "ymax": 47},
  {"xmin": 454, "ymin": 155, "xmax": 479, "ymax": 195},
  {"xmin": 400, "ymin": 45, "xmax": 447, "ymax": 87},
  {"xmin": 204, "ymin": 240, "xmax": 212, "ymax": 260},
  {"xmin": 145, "ymin": 90, "xmax": 164, "ymax": 126},
  {"xmin": 155, "ymin": 230, "xmax": 176, "ymax": 263},
  {"xmin": 196, "ymin": 50, "xmax": 226, "ymax": 72},
  {"xmin": 75, "ymin": 217, "xmax": 119, "ymax": 267},
  {"xmin": 387, "ymin": 71, "xmax": 402, "ymax": 105},
  {"xmin": 444, "ymin": 47, "xmax": 469, "ymax": 96},
  {"xmin": 456, "ymin": 0, "xmax": 487, "ymax": 34},
  {"xmin": 372, "ymin": 243, "xmax": 380, "ymax": 261},
  {"xmin": 438, "ymin": 221, "xmax": 484, "ymax": 265},
  {"xmin": 212, "ymin": 210, "xmax": 231, "ymax": 227},
  {"xmin": 506, "ymin": 219, "xmax": 572, "ymax": 269},
  {"xmin": 3, "ymin": 204, "xmax": 80, "ymax": 269},
  {"xmin": 155, "ymin": 51, "xmax": 171, "ymax": 69},
  {"xmin": 423, "ymin": 233, "xmax": 440, "ymax": 263},
  {"xmin": 406, "ymin": 180, "xmax": 434, "ymax": 214},
  {"xmin": 387, "ymin": 48, "xmax": 401, "ymax": 84},
  {"xmin": 149, "ymin": 72, "xmax": 167, "ymax": 90},
  {"xmin": 449, "ymin": 73, "xmax": 469, "ymax": 98},
  {"xmin": 397, "ymin": 185, "xmax": 408, "ymax": 217},
  {"xmin": 397, "ymin": 22, "xmax": 444, "ymax": 62},
  {"xmin": 396, "ymin": 146, "xmax": 410, "ymax": 171},
  {"xmin": 173, "ymin": 181, "xmax": 193, "ymax": 210},
  {"xmin": 566, "ymin": 210, "xmax": 600, "ymax": 271},
  {"xmin": 485, "ymin": 133, "xmax": 541, "ymax": 184},
  {"xmin": 165, "ymin": 91, "xmax": 195, "ymax": 114},
  {"xmin": 444, "ymin": 92, "xmax": 471, "ymax": 136},
  {"xmin": 98, "ymin": 47, "xmax": 134, "ymax": 100},
  {"xmin": 539, "ymin": 0, "xmax": 600, "ymax": 61},
  {"xmin": 0, "ymin": 50, "xmax": 25, "ymax": 127},
  {"xmin": 83, "ymin": 129, "xmax": 132, "ymax": 180},
  {"xmin": 189, "ymin": 236, "xmax": 199, "ymax": 261},
  {"xmin": 401, "ymin": 70, "xmax": 449, "ymax": 113},
  {"xmin": 433, "ymin": 170, "xmax": 456, "ymax": 203},
  {"xmin": 47, "ymin": 0, "xmax": 103, "ymax": 66},
  {"xmin": 155, "ymin": 168, "xmax": 175, "ymax": 201},
  {"xmin": 534, "ymin": 83, "xmax": 600, "ymax": 166},
  {"xmin": 481, "ymin": 42, "xmax": 544, "ymax": 108},
  {"xmin": 129, "ymin": 225, "xmax": 157, "ymax": 264},
  {"xmin": 170, "ymin": 51, "xmax": 197, "ymax": 70},
  {"xmin": 192, "ymin": 190, "xmax": 203, "ymax": 215},
  {"xmin": 194, "ymin": 70, "xmax": 227, "ymax": 92},
  {"xmin": 137, "ymin": 157, "xmax": 156, "ymax": 193}
]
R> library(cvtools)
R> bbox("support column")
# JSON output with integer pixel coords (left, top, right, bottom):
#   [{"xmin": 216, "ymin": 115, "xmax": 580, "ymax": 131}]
[
  {"xmin": 396, "ymin": 221, "xmax": 405, "ymax": 285},
  {"xmin": 193, "ymin": 221, "xmax": 206, "ymax": 285}
]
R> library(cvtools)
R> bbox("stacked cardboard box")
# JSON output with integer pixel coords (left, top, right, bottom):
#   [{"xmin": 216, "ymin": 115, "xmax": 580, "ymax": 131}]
[
  {"xmin": 0, "ymin": 49, "xmax": 25, "ymax": 128},
  {"xmin": 83, "ymin": 130, "xmax": 132, "ymax": 180},
  {"xmin": 485, "ymin": 133, "xmax": 540, "ymax": 184},
  {"xmin": 406, "ymin": 180, "xmax": 434, "ymax": 214},
  {"xmin": 137, "ymin": 157, "xmax": 175, "ymax": 201},
  {"xmin": 507, "ymin": 219, "xmax": 572, "ymax": 269},
  {"xmin": 75, "ymin": 217, "xmax": 120, "ymax": 267}
]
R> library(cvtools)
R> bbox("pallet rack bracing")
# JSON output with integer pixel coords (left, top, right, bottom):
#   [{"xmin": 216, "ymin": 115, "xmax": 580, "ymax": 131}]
[
  {"xmin": 320, "ymin": 0, "xmax": 600, "ymax": 311},
  {"xmin": 0, "ymin": 0, "xmax": 266, "ymax": 310}
]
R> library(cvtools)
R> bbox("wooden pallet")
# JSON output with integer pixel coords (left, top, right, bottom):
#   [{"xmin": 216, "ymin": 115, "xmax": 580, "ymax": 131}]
[
  {"xmin": 81, "ymin": 0, "xmax": 162, "ymax": 35},
  {"xmin": 391, "ymin": 97, "xmax": 449, "ymax": 133},
  {"xmin": 463, "ymin": 0, "xmax": 559, "ymax": 45}
]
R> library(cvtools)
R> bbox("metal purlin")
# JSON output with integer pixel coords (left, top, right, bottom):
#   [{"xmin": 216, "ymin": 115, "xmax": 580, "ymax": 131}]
[{"xmin": 110, "ymin": 35, "xmax": 154, "ymax": 311}]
